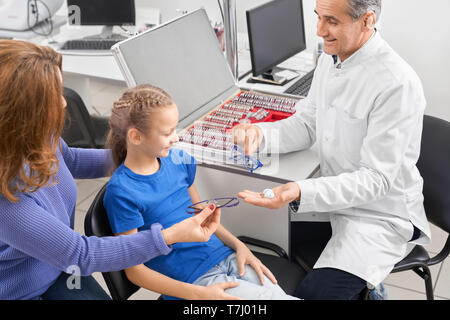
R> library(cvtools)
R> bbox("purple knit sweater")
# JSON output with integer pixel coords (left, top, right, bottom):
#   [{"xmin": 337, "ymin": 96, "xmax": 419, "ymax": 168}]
[{"xmin": 0, "ymin": 139, "xmax": 172, "ymax": 300}]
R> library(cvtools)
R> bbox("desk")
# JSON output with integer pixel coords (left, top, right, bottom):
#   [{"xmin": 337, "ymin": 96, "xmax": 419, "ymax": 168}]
[
  {"xmin": 194, "ymin": 146, "xmax": 319, "ymax": 256},
  {"xmin": 48, "ymin": 25, "xmax": 128, "ymax": 114},
  {"xmin": 238, "ymin": 50, "xmax": 315, "ymax": 96}
]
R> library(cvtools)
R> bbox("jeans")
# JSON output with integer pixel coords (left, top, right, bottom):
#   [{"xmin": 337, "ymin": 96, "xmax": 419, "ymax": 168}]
[
  {"xmin": 192, "ymin": 253, "xmax": 299, "ymax": 300},
  {"xmin": 30, "ymin": 272, "xmax": 111, "ymax": 300}
]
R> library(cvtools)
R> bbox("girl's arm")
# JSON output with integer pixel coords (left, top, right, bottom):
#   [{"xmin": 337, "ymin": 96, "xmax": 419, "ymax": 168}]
[{"xmin": 115, "ymin": 229, "xmax": 240, "ymax": 300}]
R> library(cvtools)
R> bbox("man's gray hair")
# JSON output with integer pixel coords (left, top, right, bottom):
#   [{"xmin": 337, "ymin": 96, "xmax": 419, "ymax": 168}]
[{"xmin": 346, "ymin": 0, "xmax": 381, "ymax": 22}]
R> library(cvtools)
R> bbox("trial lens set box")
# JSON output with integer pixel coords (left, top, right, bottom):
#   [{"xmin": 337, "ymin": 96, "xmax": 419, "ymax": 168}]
[{"xmin": 112, "ymin": 9, "xmax": 300, "ymax": 168}]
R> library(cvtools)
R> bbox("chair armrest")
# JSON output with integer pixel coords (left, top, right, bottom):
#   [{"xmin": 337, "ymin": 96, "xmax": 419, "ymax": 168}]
[{"xmin": 238, "ymin": 236, "xmax": 288, "ymax": 259}]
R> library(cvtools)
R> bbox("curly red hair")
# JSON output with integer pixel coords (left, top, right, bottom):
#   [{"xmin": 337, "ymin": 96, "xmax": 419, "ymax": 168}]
[{"xmin": 0, "ymin": 40, "xmax": 65, "ymax": 202}]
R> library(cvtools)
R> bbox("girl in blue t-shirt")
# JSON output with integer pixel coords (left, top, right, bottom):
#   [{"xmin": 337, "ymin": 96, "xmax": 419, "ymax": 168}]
[{"xmin": 103, "ymin": 84, "xmax": 298, "ymax": 300}]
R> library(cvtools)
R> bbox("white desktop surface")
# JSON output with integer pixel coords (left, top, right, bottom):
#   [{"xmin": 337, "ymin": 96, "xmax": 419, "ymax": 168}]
[
  {"xmin": 48, "ymin": 24, "xmax": 126, "ymax": 81},
  {"xmin": 239, "ymin": 51, "xmax": 315, "ymax": 95},
  {"xmin": 62, "ymin": 54, "xmax": 123, "ymax": 81}
]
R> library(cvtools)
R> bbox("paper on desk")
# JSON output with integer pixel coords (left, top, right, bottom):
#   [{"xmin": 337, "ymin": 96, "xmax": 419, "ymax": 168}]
[{"xmin": 275, "ymin": 69, "xmax": 300, "ymax": 81}]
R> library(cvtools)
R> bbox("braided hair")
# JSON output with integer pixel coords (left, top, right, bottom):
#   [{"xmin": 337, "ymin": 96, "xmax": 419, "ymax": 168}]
[{"xmin": 106, "ymin": 84, "xmax": 174, "ymax": 170}]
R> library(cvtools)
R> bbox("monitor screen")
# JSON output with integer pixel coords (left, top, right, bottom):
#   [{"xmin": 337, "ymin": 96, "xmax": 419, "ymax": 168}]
[
  {"xmin": 67, "ymin": 0, "xmax": 135, "ymax": 26},
  {"xmin": 246, "ymin": 0, "xmax": 306, "ymax": 76}
]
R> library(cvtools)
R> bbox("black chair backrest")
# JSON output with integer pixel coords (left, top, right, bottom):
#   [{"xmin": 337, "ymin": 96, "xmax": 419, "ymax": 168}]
[
  {"xmin": 417, "ymin": 115, "xmax": 450, "ymax": 233},
  {"xmin": 62, "ymin": 87, "xmax": 97, "ymax": 148},
  {"xmin": 84, "ymin": 183, "xmax": 139, "ymax": 300}
]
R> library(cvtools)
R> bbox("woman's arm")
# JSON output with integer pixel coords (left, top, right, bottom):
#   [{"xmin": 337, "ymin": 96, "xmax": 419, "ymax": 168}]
[
  {"xmin": 59, "ymin": 138, "xmax": 114, "ymax": 179},
  {"xmin": 116, "ymin": 229, "xmax": 240, "ymax": 300},
  {"xmin": 0, "ymin": 193, "xmax": 223, "ymax": 277},
  {"xmin": 0, "ymin": 195, "xmax": 171, "ymax": 276}
]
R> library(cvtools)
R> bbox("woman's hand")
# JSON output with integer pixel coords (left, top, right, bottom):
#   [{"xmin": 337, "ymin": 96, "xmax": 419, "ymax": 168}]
[
  {"xmin": 237, "ymin": 182, "xmax": 300, "ymax": 210},
  {"xmin": 162, "ymin": 205, "xmax": 221, "ymax": 245},
  {"xmin": 235, "ymin": 243, "xmax": 277, "ymax": 285}
]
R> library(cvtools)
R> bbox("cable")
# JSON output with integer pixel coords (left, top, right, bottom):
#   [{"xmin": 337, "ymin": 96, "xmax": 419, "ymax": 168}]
[
  {"xmin": 36, "ymin": 0, "xmax": 54, "ymax": 36},
  {"xmin": 27, "ymin": 0, "xmax": 54, "ymax": 37},
  {"xmin": 217, "ymin": 0, "xmax": 224, "ymax": 23}
]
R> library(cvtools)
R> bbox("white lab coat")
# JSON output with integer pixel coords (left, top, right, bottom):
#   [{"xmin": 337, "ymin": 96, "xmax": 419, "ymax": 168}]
[{"xmin": 257, "ymin": 31, "xmax": 431, "ymax": 287}]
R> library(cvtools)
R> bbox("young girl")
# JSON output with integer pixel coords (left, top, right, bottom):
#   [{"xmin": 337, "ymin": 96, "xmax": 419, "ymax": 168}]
[{"xmin": 103, "ymin": 84, "xmax": 299, "ymax": 300}]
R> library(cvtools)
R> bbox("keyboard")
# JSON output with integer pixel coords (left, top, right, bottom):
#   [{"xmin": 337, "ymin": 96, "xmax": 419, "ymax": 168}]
[
  {"xmin": 283, "ymin": 68, "xmax": 315, "ymax": 97},
  {"xmin": 60, "ymin": 39, "xmax": 122, "ymax": 51}
]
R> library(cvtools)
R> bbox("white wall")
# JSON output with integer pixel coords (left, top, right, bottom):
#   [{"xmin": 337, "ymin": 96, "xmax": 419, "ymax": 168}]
[
  {"xmin": 137, "ymin": 0, "xmax": 449, "ymax": 121},
  {"xmin": 380, "ymin": 0, "xmax": 450, "ymax": 121}
]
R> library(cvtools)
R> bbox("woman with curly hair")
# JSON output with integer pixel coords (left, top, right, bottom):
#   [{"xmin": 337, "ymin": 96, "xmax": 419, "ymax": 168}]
[{"xmin": 0, "ymin": 40, "xmax": 231, "ymax": 300}]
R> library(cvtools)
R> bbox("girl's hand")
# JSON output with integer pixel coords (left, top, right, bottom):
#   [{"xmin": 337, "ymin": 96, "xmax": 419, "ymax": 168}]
[
  {"xmin": 195, "ymin": 282, "xmax": 242, "ymax": 300},
  {"xmin": 235, "ymin": 243, "xmax": 277, "ymax": 285}
]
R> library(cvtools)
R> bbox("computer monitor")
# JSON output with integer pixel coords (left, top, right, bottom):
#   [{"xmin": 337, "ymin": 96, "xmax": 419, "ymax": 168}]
[
  {"xmin": 67, "ymin": 0, "xmax": 135, "ymax": 38},
  {"xmin": 246, "ymin": 0, "xmax": 306, "ymax": 85}
]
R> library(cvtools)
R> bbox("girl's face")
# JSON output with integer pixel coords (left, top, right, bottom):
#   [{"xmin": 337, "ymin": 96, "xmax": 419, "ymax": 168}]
[
  {"xmin": 140, "ymin": 103, "xmax": 180, "ymax": 158},
  {"xmin": 315, "ymin": 0, "xmax": 373, "ymax": 62}
]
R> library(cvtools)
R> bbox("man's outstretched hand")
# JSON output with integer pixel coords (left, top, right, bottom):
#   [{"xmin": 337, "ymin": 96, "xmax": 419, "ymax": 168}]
[{"xmin": 237, "ymin": 182, "xmax": 300, "ymax": 210}]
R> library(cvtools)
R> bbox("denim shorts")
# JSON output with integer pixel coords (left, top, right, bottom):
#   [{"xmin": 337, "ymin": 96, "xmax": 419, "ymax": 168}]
[{"xmin": 193, "ymin": 253, "xmax": 299, "ymax": 300}]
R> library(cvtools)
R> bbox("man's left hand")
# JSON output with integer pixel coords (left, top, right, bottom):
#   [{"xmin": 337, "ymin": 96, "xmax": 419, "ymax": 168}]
[{"xmin": 237, "ymin": 182, "xmax": 300, "ymax": 210}]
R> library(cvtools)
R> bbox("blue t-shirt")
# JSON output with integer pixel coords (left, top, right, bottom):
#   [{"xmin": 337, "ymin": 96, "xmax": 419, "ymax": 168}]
[{"xmin": 103, "ymin": 148, "xmax": 232, "ymax": 299}]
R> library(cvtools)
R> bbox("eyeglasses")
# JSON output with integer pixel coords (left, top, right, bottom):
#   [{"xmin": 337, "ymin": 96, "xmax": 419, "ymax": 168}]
[
  {"xmin": 186, "ymin": 197, "xmax": 240, "ymax": 214},
  {"xmin": 229, "ymin": 145, "xmax": 263, "ymax": 173}
]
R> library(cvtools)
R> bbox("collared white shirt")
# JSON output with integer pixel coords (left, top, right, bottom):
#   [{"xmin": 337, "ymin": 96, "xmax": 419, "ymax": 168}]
[{"xmin": 257, "ymin": 31, "xmax": 431, "ymax": 286}]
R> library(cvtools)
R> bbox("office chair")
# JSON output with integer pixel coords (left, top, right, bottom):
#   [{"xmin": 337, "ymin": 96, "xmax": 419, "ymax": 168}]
[
  {"xmin": 237, "ymin": 236, "xmax": 307, "ymax": 296},
  {"xmin": 62, "ymin": 87, "xmax": 109, "ymax": 149},
  {"xmin": 291, "ymin": 115, "xmax": 450, "ymax": 300},
  {"xmin": 84, "ymin": 183, "xmax": 140, "ymax": 300},
  {"xmin": 84, "ymin": 182, "xmax": 307, "ymax": 299}
]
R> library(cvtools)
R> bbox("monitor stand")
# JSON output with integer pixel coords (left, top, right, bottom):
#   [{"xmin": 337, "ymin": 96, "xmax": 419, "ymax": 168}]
[
  {"xmin": 83, "ymin": 26, "xmax": 128, "ymax": 40},
  {"xmin": 249, "ymin": 67, "xmax": 287, "ymax": 86}
]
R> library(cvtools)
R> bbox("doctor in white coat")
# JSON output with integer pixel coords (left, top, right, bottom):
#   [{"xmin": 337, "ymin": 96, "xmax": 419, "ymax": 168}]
[{"xmin": 234, "ymin": 0, "xmax": 431, "ymax": 299}]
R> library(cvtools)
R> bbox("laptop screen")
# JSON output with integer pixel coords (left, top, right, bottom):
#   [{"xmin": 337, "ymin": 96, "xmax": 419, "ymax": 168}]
[{"xmin": 112, "ymin": 9, "xmax": 236, "ymax": 128}]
